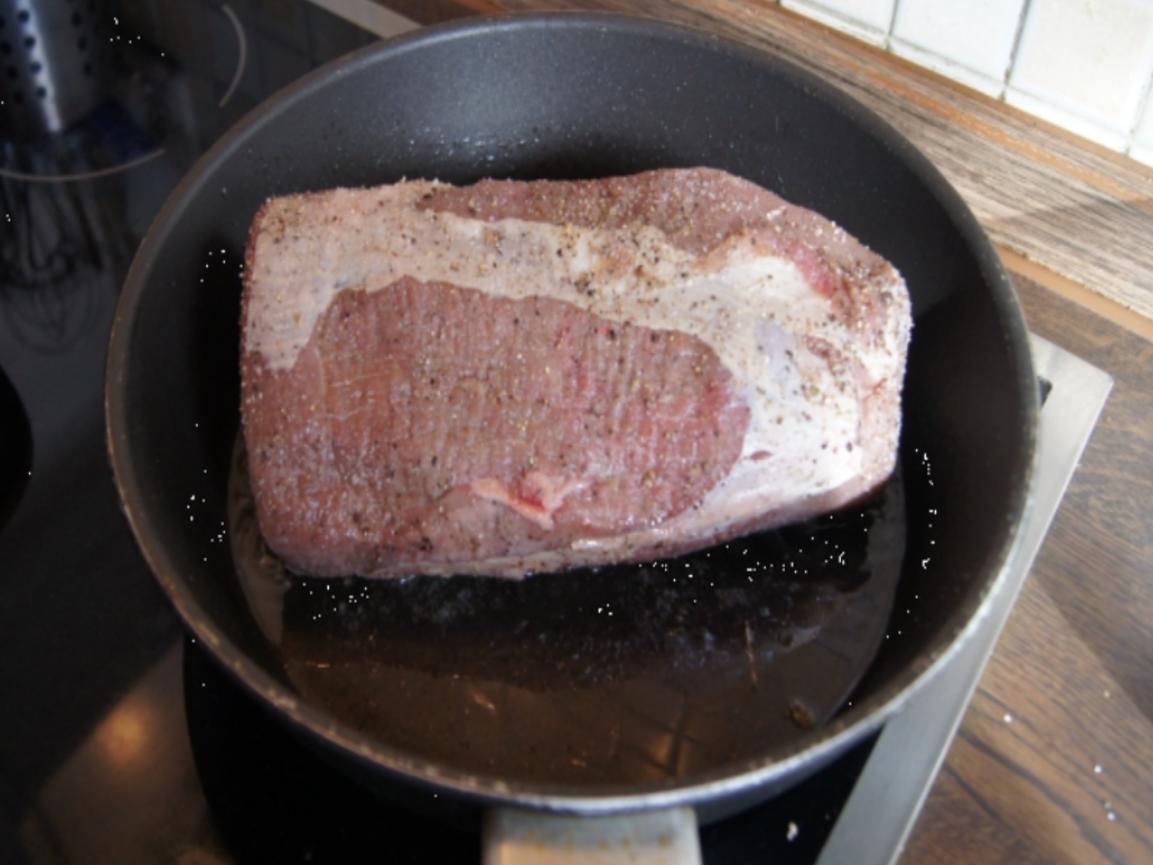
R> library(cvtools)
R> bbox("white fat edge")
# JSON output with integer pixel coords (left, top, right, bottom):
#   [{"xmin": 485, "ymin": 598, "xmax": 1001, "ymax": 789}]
[
  {"xmin": 860, "ymin": 268, "xmax": 912, "ymax": 385},
  {"xmin": 248, "ymin": 181, "xmax": 885, "ymax": 497}
]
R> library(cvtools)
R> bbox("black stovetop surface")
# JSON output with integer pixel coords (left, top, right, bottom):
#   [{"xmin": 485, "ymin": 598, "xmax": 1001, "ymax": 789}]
[{"xmin": 0, "ymin": 3, "xmax": 880, "ymax": 863}]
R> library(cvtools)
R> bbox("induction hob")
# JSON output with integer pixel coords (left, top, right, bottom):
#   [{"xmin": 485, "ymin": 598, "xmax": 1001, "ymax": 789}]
[{"xmin": 0, "ymin": 3, "xmax": 1112, "ymax": 863}]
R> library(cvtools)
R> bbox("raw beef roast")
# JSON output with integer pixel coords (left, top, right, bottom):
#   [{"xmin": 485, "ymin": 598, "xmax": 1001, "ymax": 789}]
[{"xmin": 240, "ymin": 168, "xmax": 911, "ymax": 578}]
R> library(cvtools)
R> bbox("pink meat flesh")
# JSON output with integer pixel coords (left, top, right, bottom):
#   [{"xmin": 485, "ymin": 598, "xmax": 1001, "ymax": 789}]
[{"xmin": 240, "ymin": 167, "xmax": 911, "ymax": 578}]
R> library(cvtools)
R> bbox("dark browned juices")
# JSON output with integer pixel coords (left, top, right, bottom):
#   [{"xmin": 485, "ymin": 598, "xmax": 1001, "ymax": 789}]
[{"xmin": 230, "ymin": 441, "xmax": 905, "ymax": 787}]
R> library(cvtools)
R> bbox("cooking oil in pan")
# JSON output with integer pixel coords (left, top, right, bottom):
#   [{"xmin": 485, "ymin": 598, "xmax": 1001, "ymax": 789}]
[{"xmin": 228, "ymin": 440, "xmax": 905, "ymax": 787}]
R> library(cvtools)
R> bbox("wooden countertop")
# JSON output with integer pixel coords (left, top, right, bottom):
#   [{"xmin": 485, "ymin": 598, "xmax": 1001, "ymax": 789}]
[{"xmin": 373, "ymin": 2, "xmax": 1153, "ymax": 861}]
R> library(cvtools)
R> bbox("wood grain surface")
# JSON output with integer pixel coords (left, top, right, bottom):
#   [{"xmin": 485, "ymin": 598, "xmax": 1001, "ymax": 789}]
[
  {"xmin": 899, "ymin": 276, "xmax": 1153, "ymax": 865},
  {"xmin": 368, "ymin": 2, "xmax": 1153, "ymax": 860}
]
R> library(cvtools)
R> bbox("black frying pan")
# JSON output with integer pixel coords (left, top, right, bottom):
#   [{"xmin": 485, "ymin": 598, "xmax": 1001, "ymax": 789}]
[{"xmin": 105, "ymin": 12, "xmax": 1037, "ymax": 859}]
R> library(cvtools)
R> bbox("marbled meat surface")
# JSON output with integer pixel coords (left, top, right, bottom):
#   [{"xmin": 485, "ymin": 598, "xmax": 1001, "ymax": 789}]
[{"xmin": 240, "ymin": 168, "xmax": 911, "ymax": 578}]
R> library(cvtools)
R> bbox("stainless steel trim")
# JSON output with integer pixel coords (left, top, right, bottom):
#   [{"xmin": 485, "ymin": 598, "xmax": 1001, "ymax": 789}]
[{"xmin": 817, "ymin": 333, "xmax": 1113, "ymax": 865}]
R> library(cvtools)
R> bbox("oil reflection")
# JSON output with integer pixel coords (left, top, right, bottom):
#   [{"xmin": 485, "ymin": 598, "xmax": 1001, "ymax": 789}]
[{"xmin": 229, "ymin": 437, "xmax": 906, "ymax": 788}]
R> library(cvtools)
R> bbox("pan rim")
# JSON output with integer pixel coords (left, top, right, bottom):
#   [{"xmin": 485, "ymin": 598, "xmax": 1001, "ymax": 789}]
[{"xmin": 105, "ymin": 10, "xmax": 1039, "ymax": 812}]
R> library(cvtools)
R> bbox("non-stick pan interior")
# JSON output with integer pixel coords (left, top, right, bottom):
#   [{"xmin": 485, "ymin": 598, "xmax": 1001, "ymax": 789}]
[{"xmin": 107, "ymin": 15, "xmax": 1036, "ymax": 805}]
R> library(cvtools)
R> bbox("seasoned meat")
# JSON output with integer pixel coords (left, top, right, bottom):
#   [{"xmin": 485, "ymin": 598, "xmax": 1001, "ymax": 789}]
[{"xmin": 241, "ymin": 168, "xmax": 911, "ymax": 578}]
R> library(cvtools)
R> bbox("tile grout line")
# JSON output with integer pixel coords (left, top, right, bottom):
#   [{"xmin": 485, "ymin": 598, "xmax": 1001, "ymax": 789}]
[
  {"xmin": 1001, "ymin": 0, "xmax": 1034, "ymax": 102},
  {"xmin": 770, "ymin": 0, "xmax": 1151, "ymax": 163},
  {"xmin": 1126, "ymin": 63, "xmax": 1153, "ymax": 159},
  {"xmin": 884, "ymin": 0, "xmax": 901, "ymax": 51}
]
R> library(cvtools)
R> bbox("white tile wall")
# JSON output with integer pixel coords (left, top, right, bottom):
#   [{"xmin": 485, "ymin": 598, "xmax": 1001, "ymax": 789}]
[
  {"xmin": 774, "ymin": 0, "xmax": 1153, "ymax": 168},
  {"xmin": 781, "ymin": 0, "xmax": 895, "ymax": 45},
  {"xmin": 1008, "ymin": 0, "xmax": 1153, "ymax": 150},
  {"xmin": 891, "ymin": 0, "xmax": 1027, "ymax": 96},
  {"xmin": 886, "ymin": 40, "xmax": 1003, "ymax": 97}
]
